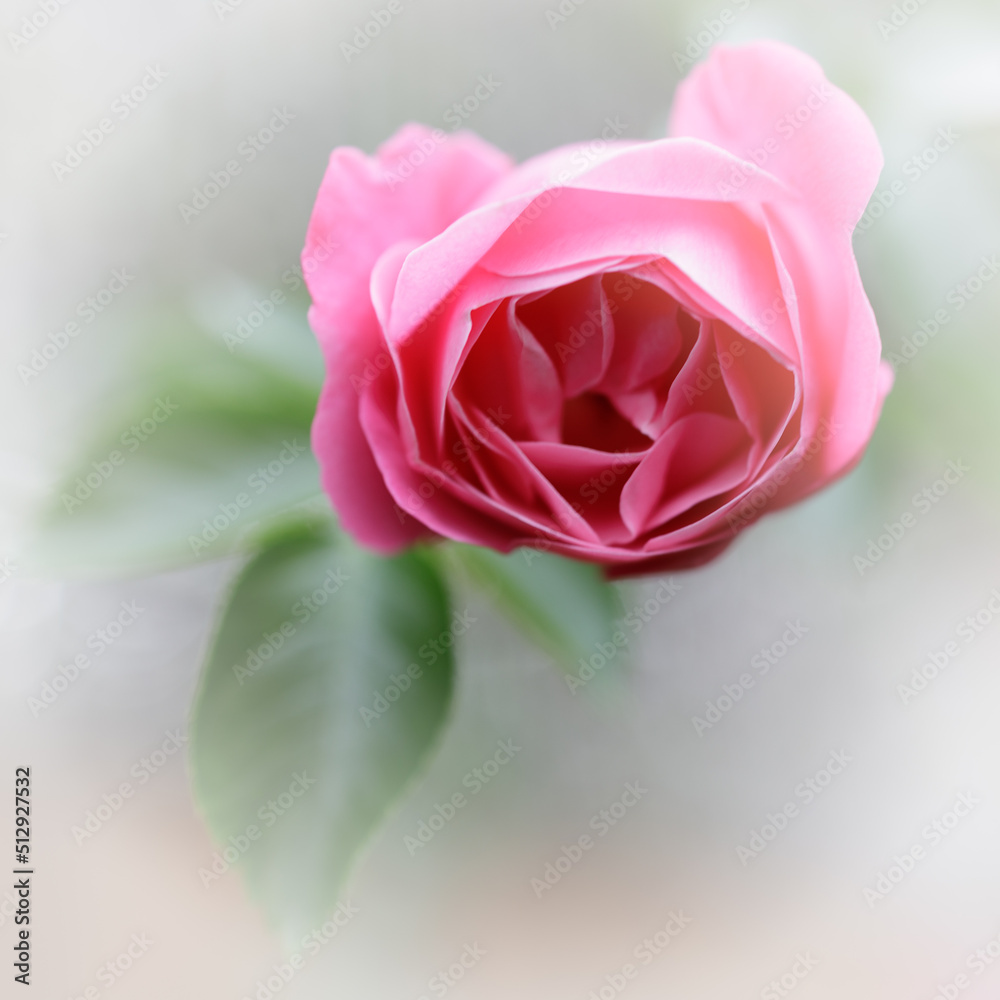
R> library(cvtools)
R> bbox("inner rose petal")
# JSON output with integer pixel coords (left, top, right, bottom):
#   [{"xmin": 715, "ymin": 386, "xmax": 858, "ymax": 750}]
[
  {"xmin": 596, "ymin": 272, "xmax": 699, "ymax": 436},
  {"xmin": 442, "ymin": 259, "xmax": 799, "ymax": 550},
  {"xmin": 619, "ymin": 411, "xmax": 752, "ymax": 537},
  {"xmin": 454, "ymin": 298, "xmax": 562, "ymax": 443},
  {"xmin": 514, "ymin": 274, "xmax": 614, "ymax": 397},
  {"xmin": 561, "ymin": 392, "xmax": 653, "ymax": 452}
]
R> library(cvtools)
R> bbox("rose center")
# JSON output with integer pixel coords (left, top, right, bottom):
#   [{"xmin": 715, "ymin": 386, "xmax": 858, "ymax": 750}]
[{"xmin": 560, "ymin": 392, "xmax": 653, "ymax": 452}]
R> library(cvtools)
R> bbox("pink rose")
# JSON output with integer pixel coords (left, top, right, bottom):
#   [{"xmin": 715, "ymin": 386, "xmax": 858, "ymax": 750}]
[{"xmin": 303, "ymin": 41, "xmax": 892, "ymax": 577}]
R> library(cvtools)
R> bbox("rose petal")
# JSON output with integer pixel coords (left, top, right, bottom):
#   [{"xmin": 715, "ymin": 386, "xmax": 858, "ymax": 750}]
[
  {"xmin": 305, "ymin": 125, "xmax": 513, "ymax": 550},
  {"xmin": 669, "ymin": 40, "xmax": 883, "ymax": 232}
]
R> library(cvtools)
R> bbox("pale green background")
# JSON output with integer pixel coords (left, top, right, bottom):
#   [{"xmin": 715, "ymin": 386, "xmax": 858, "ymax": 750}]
[{"xmin": 3, "ymin": 0, "xmax": 1000, "ymax": 997}]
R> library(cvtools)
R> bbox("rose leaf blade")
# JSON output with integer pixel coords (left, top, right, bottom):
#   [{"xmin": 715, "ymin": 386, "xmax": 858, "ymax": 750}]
[{"xmin": 189, "ymin": 523, "xmax": 455, "ymax": 938}]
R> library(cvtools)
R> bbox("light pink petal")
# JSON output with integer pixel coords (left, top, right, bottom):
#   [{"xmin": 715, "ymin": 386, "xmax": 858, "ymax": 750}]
[
  {"xmin": 304, "ymin": 125, "xmax": 512, "ymax": 550},
  {"xmin": 757, "ymin": 209, "xmax": 890, "ymax": 502},
  {"xmin": 669, "ymin": 41, "xmax": 890, "ymax": 515},
  {"xmin": 453, "ymin": 298, "xmax": 563, "ymax": 444},
  {"xmin": 476, "ymin": 191, "xmax": 799, "ymax": 365},
  {"xmin": 516, "ymin": 276, "xmax": 614, "ymax": 397},
  {"xmin": 669, "ymin": 41, "xmax": 883, "ymax": 232},
  {"xmin": 475, "ymin": 135, "xmax": 790, "ymax": 207},
  {"xmin": 711, "ymin": 321, "xmax": 799, "ymax": 475},
  {"xmin": 392, "ymin": 257, "xmax": 635, "ymax": 459},
  {"xmin": 387, "ymin": 136, "xmax": 791, "ymax": 347},
  {"xmin": 519, "ymin": 440, "xmax": 645, "ymax": 545},
  {"xmin": 619, "ymin": 412, "xmax": 751, "ymax": 539}
]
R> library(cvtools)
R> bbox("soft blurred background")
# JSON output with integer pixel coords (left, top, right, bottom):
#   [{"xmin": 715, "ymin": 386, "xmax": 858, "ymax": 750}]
[{"xmin": 3, "ymin": 0, "xmax": 1000, "ymax": 996}]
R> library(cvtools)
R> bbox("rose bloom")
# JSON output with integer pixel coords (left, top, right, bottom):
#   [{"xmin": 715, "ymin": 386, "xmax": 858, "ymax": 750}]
[{"xmin": 303, "ymin": 41, "xmax": 891, "ymax": 577}]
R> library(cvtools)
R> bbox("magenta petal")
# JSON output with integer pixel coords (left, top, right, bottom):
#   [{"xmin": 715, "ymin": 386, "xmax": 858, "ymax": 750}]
[
  {"xmin": 620, "ymin": 412, "xmax": 751, "ymax": 537},
  {"xmin": 669, "ymin": 41, "xmax": 883, "ymax": 232},
  {"xmin": 304, "ymin": 125, "xmax": 513, "ymax": 550}
]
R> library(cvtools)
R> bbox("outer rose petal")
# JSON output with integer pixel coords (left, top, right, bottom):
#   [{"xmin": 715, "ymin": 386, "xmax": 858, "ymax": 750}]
[
  {"xmin": 386, "ymin": 137, "xmax": 792, "ymax": 346},
  {"xmin": 304, "ymin": 125, "xmax": 513, "ymax": 552},
  {"xmin": 670, "ymin": 41, "xmax": 892, "ymax": 505},
  {"xmin": 669, "ymin": 40, "xmax": 883, "ymax": 231},
  {"xmin": 759, "ymin": 210, "xmax": 892, "ymax": 502}
]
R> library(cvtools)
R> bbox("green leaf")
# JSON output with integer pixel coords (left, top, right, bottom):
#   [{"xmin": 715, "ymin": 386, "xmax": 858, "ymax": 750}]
[
  {"xmin": 447, "ymin": 543, "xmax": 623, "ymax": 671},
  {"xmin": 190, "ymin": 524, "xmax": 455, "ymax": 937},
  {"xmin": 27, "ymin": 313, "xmax": 326, "ymax": 577}
]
